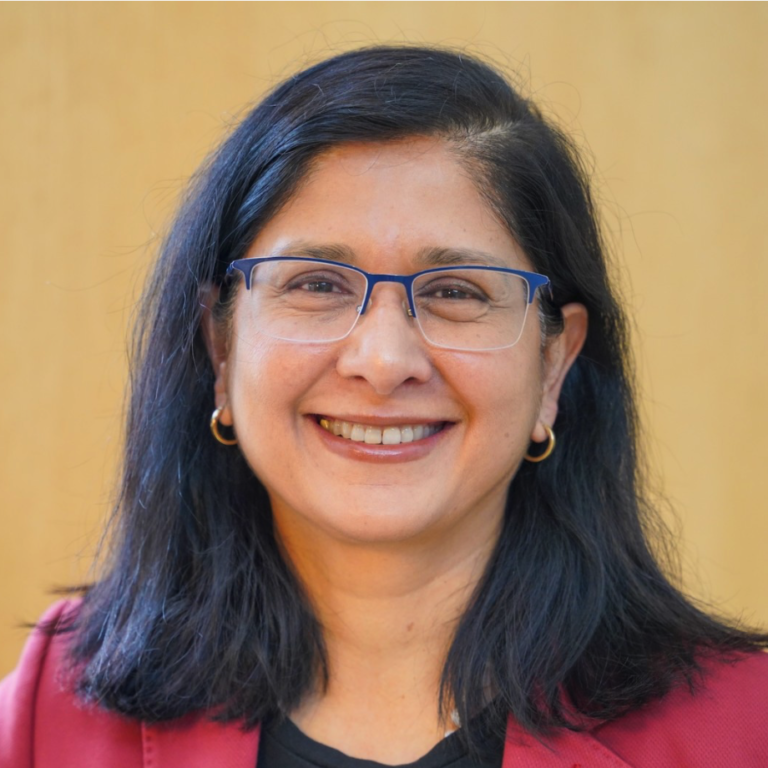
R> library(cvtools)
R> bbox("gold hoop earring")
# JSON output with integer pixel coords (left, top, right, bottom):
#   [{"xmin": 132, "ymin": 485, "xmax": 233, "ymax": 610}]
[
  {"xmin": 210, "ymin": 406, "xmax": 237, "ymax": 446},
  {"xmin": 524, "ymin": 424, "xmax": 555, "ymax": 463}
]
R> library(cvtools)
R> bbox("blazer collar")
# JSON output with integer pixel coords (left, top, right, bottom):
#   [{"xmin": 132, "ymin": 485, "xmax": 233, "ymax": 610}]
[
  {"xmin": 142, "ymin": 718, "xmax": 260, "ymax": 768},
  {"xmin": 503, "ymin": 717, "xmax": 631, "ymax": 768}
]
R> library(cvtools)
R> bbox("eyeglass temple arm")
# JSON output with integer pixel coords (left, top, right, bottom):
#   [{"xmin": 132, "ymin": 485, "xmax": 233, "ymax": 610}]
[
  {"xmin": 227, "ymin": 260, "xmax": 254, "ymax": 290},
  {"xmin": 526, "ymin": 273, "xmax": 551, "ymax": 303}
]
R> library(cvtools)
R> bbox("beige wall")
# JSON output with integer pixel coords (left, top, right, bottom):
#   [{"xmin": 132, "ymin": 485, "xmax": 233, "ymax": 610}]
[{"xmin": 1, "ymin": 2, "xmax": 766, "ymax": 675}]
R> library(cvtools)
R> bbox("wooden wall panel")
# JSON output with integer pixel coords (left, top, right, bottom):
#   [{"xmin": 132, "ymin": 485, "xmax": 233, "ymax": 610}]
[{"xmin": 2, "ymin": 2, "xmax": 766, "ymax": 674}]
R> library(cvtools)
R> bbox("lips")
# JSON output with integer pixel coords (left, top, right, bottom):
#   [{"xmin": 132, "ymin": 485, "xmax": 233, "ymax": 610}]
[{"xmin": 317, "ymin": 417, "xmax": 447, "ymax": 445}]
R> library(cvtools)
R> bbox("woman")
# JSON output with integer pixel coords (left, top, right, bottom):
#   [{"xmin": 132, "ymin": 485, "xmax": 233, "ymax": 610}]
[{"xmin": 2, "ymin": 46, "xmax": 767, "ymax": 767}]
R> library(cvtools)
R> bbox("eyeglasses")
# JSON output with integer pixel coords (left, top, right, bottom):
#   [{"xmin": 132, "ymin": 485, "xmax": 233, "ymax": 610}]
[{"xmin": 226, "ymin": 257, "xmax": 550, "ymax": 351}]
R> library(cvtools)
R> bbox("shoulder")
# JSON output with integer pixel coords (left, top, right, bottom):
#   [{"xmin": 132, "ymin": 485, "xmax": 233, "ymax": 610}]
[
  {"xmin": 0, "ymin": 600, "xmax": 143, "ymax": 768},
  {"xmin": 593, "ymin": 651, "xmax": 768, "ymax": 766},
  {"xmin": 0, "ymin": 600, "xmax": 261, "ymax": 768}
]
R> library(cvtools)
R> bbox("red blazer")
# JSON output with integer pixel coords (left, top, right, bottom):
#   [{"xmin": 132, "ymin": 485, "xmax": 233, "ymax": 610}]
[{"xmin": 2, "ymin": 601, "xmax": 767, "ymax": 767}]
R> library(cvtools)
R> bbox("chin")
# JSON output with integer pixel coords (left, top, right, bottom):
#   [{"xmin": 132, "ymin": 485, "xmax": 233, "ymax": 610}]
[
  {"xmin": 323, "ymin": 509, "xmax": 443, "ymax": 546},
  {"xmin": 273, "ymin": 493, "xmax": 447, "ymax": 547}
]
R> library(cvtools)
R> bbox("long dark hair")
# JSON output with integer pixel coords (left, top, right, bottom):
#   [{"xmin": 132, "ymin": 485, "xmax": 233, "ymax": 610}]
[{"xmin": 63, "ymin": 46, "xmax": 766, "ymax": 747}]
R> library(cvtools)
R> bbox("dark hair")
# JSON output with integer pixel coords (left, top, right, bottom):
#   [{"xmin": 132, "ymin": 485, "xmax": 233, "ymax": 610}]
[{"xmin": 63, "ymin": 45, "xmax": 766, "ymax": 750}]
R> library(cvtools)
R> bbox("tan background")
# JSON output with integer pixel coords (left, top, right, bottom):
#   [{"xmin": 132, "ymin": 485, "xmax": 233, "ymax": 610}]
[{"xmin": 1, "ymin": 2, "xmax": 766, "ymax": 676}]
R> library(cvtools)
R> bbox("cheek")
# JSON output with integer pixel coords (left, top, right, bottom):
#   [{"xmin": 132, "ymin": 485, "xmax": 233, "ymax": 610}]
[
  {"xmin": 461, "ymin": 351, "xmax": 543, "ymax": 452},
  {"xmin": 227, "ymin": 298, "xmax": 304, "ymax": 404},
  {"xmin": 226, "ymin": 334, "xmax": 271, "ymax": 411},
  {"xmin": 226, "ymin": 339, "xmax": 300, "ymax": 489},
  {"xmin": 225, "ymin": 330, "xmax": 331, "ymax": 437}
]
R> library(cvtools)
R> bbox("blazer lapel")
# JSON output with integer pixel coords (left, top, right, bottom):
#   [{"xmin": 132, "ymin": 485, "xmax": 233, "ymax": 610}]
[
  {"xmin": 142, "ymin": 718, "xmax": 260, "ymax": 768},
  {"xmin": 503, "ymin": 717, "xmax": 632, "ymax": 768}
]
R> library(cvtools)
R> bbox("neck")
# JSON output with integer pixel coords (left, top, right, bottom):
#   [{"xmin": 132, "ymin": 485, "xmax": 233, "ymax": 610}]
[{"xmin": 272, "ymin": 509, "xmax": 501, "ymax": 764}]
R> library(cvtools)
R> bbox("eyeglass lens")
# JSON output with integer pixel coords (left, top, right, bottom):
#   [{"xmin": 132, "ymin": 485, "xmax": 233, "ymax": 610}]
[{"xmin": 244, "ymin": 259, "xmax": 532, "ymax": 351}]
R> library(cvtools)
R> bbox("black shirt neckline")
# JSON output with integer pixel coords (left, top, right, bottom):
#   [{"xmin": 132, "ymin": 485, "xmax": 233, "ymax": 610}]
[
  {"xmin": 264, "ymin": 717, "xmax": 468, "ymax": 768},
  {"xmin": 258, "ymin": 713, "xmax": 504, "ymax": 768}
]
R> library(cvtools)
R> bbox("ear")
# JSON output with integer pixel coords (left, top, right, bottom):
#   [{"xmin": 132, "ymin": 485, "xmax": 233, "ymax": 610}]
[
  {"xmin": 532, "ymin": 303, "xmax": 588, "ymax": 443},
  {"xmin": 200, "ymin": 285, "xmax": 233, "ymax": 426}
]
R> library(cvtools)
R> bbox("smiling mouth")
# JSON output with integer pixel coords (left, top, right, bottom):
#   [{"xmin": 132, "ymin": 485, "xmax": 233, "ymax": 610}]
[{"xmin": 316, "ymin": 417, "xmax": 447, "ymax": 445}]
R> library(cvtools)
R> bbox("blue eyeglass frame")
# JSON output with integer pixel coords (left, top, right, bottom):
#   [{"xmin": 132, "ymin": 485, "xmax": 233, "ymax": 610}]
[{"xmin": 226, "ymin": 257, "xmax": 551, "ymax": 318}]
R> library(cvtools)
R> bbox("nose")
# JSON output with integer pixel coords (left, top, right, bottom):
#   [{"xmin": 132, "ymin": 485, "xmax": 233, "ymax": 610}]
[{"xmin": 335, "ymin": 285, "xmax": 433, "ymax": 395}]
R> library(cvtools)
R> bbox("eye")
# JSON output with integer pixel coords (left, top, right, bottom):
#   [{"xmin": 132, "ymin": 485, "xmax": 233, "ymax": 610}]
[
  {"xmin": 431, "ymin": 285, "xmax": 484, "ymax": 301},
  {"xmin": 417, "ymin": 277, "xmax": 489, "ymax": 303},
  {"xmin": 284, "ymin": 270, "xmax": 355, "ymax": 295},
  {"xmin": 299, "ymin": 279, "xmax": 341, "ymax": 293}
]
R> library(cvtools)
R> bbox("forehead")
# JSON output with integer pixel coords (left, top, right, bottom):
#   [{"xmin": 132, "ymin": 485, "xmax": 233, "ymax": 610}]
[{"xmin": 247, "ymin": 138, "xmax": 528, "ymax": 271}]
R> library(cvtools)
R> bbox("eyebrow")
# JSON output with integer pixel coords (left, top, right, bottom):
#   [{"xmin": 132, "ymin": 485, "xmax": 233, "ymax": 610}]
[
  {"xmin": 269, "ymin": 242, "xmax": 514, "ymax": 270},
  {"xmin": 415, "ymin": 246, "xmax": 513, "ymax": 270},
  {"xmin": 271, "ymin": 242, "xmax": 358, "ymax": 265}
]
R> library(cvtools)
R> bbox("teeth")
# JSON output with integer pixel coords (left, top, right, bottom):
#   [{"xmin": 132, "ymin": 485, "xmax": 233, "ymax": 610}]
[
  {"xmin": 382, "ymin": 427, "xmax": 401, "ymax": 445},
  {"xmin": 318, "ymin": 418, "xmax": 443, "ymax": 445}
]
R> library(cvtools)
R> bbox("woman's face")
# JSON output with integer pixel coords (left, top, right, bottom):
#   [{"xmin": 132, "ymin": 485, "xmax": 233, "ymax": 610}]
[{"xmin": 207, "ymin": 138, "xmax": 585, "ymax": 550}]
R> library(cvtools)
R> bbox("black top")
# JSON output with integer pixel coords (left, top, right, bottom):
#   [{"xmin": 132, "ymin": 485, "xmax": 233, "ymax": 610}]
[{"xmin": 257, "ymin": 715, "xmax": 504, "ymax": 768}]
